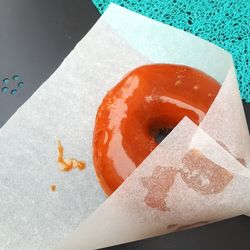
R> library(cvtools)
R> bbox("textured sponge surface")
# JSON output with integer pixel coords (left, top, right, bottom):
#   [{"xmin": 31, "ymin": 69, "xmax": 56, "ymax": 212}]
[{"xmin": 93, "ymin": 0, "xmax": 250, "ymax": 102}]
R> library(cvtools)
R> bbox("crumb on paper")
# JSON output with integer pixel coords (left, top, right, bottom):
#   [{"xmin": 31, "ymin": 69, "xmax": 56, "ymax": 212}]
[
  {"xmin": 167, "ymin": 224, "xmax": 178, "ymax": 229},
  {"xmin": 57, "ymin": 140, "xmax": 86, "ymax": 172},
  {"xmin": 50, "ymin": 184, "xmax": 56, "ymax": 192},
  {"xmin": 176, "ymin": 221, "xmax": 208, "ymax": 231}
]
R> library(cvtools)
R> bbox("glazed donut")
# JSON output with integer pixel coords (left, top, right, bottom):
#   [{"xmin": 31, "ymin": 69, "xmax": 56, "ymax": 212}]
[{"xmin": 93, "ymin": 64, "xmax": 220, "ymax": 195}]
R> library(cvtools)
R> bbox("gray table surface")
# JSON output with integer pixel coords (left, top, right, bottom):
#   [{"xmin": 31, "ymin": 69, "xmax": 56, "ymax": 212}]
[{"xmin": 0, "ymin": 0, "xmax": 249, "ymax": 249}]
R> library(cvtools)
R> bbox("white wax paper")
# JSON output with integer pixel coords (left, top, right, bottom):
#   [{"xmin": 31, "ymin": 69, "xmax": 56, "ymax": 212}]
[
  {"xmin": 0, "ymin": 4, "xmax": 249, "ymax": 250},
  {"xmin": 58, "ymin": 118, "xmax": 250, "ymax": 250}
]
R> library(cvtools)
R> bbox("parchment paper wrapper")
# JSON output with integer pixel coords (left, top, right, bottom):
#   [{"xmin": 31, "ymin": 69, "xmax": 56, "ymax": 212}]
[
  {"xmin": 58, "ymin": 118, "xmax": 250, "ymax": 250},
  {"xmin": 0, "ymin": 4, "xmax": 249, "ymax": 250}
]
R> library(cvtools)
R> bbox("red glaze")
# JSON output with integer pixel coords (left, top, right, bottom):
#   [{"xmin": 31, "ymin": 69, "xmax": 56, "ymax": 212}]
[{"xmin": 93, "ymin": 64, "xmax": 220, "ymax": 195}]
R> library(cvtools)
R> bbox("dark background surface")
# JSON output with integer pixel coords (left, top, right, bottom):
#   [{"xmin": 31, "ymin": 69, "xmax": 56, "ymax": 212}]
[{"xmin": 0, "ymin": 0, "xmax": 249, "ymax": 249}]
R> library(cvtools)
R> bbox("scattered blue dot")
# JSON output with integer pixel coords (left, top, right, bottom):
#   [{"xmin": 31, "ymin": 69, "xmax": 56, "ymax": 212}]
[
  {"xmin": 18, "ymin": 82, "xmax": 24, "ymax": 88},
  {"xmin": 11, "ymin": 89, "xmax": 17, "ymax": 95},
  {"xmin": 3, "ymin": 78, "xmax": 9, "ymax": 84},
  {"xmin": 13, "ymin": 75, "xmax": 20, "ymax": 81},
  {"xmin": 1, "ymin": 87, "xmax": 9, "ymax": 93}
]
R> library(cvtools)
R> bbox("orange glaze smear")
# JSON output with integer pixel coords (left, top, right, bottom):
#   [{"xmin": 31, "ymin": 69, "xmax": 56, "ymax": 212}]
[
  {"xmin": 57, "ymin": 140, "xmax": 86, "ymax": 172},
  {"xmin": 93, "ymin": 64, "xmax": 221, "ymax": 195},
  {"xmin": 50, "ymin": 184, "xmax": 57, "ymax": 192}
]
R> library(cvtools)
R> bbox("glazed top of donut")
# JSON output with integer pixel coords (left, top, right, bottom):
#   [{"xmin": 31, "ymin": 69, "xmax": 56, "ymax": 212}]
[{"xmin": 93, "ymin": 64, "xmax": 220, "ymax": 195}]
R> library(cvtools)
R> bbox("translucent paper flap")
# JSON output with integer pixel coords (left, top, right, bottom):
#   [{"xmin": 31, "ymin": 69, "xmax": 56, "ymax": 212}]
[{"xmin": 58, "ymin": 118, "xmax": 250, "ymax": 250}]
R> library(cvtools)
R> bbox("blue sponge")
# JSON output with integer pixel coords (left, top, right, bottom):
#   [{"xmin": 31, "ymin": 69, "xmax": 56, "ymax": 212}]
[{"xmin": 92, "ymin": 0, "xmax": 250, "ymax": 102}]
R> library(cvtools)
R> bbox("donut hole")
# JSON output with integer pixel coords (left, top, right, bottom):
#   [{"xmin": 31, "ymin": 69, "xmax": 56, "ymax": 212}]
[
  {"xmin": 147, "ymin": 116, "xmax": 177, "ymax": 144},
  {"xmin": 150, "ymin": 126, "xmax": 174, "ymax": 144}
]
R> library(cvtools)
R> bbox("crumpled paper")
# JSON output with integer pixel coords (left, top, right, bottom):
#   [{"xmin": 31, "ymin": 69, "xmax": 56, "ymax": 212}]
[{"xmin": 0, "ymin": 4, "xmax": 249, "ymax": 250}]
